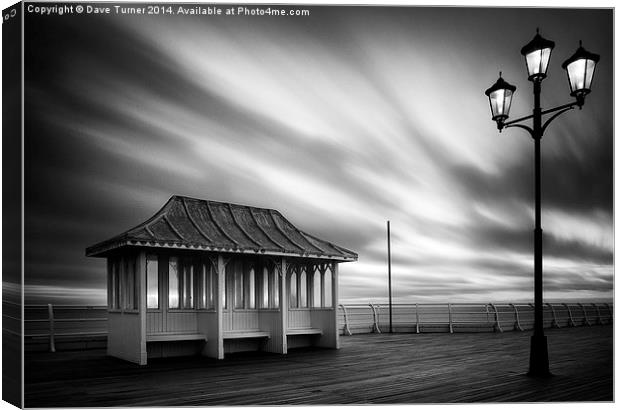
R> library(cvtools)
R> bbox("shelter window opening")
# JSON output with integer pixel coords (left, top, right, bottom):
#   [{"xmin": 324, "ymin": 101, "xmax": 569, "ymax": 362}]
[
  {"xmin": 146, "ymin": 254, "xmax": 159, "ymax": 309},
  {"xmin": 223, "ymin": 266, "xmax": 228, "ymax": 309},
  {"xmin": 308, "ymin": 264, "xmax": 333, "ymax": 308},
  {"xmin": 197, "ymin": 261, "xmax": 215, "ymax": 310},
  {"xmin": 169, "ymin": 257, "xmax": 196, "ymax": 309},
  {"xmin": 108, "ymin": 256, "xmax": 138, "ymax": 311},
  {"xmin": 168, "ymin": 257, "xmax": 180, "ymax": 309},
  {"xmin": 109, "ymin": 258, "xmax": 120, "ymax": 310},
  {"xmin": 299, "ymin": 267, "xmax": 308, "ymax": 308},
  {"xmin": 312, "ymin": 267, "xmax": 321, "ymax": 307},
  {"xmin": 324, "ymin": 267, "xmax": 333, "ymax": 308},
  {"xmin": 227, "ymin": 258, "xmax": 258, "ymax": 310},
  {"xmin": 182, "ymin": 262, "xmax": 194, "ymax": 309},
  {"xmin": 272, "ymin": 265, "xmax": 280, "ymax": 308},
  {"xmin": 260, "ymin": 263, "xmax": 280, "ymax": 309},
  {"xmin": 260, "ymin": 266, "xmax": 269, "ymax": 308},
  {"xmin": 289, "ymin": 269, "xmax": 298, "ymax": 308},
  {"xmin": 234, "ymin": 260, "xmax": 245, "ymax": 309},
  {"xmin": 247, "ymin": 265, "xmax": 256, "ymax": 309},
  {"xmin": 123, "ymin": 256, "xmax": 138, "ymax": 311},
  {"xmin": 290, "ymin": 264, "xmax": 329, "ymax": 309}
]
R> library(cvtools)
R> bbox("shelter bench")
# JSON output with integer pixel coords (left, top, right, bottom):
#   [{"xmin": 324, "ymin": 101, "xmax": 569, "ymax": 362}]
[
  {"xmin": 286, "ymin": 328, "xmax": 323, "ymax": 336},
  {"xmin": 223, "ymin": 330, "xmax": 271, "ymax": 340},
  {"xmin": 146, "ymin": 333, "xmax": 207, "ymax": 342}
]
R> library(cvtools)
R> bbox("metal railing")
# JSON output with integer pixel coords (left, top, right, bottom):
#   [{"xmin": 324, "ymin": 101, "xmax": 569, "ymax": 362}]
[
  {"xmin": 3, "ymin": 301, "xmax": 612, "ymax": 352},
  {"xmin": 4, "ymin": 301, "xmax": 108, "ymax": 352},
  {"xmin": 336, "ymin": 302, "xmax": 613, "ymax": 335}
]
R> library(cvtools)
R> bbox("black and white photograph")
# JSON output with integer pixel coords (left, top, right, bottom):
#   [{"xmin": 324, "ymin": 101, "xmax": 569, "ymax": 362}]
[{"xmin": 1, "ymin": 0, "xmax": 614, "ymax": 407}]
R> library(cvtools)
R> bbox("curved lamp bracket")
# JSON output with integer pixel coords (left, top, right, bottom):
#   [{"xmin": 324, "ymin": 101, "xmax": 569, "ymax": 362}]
[
  {"xmin": 504, "ymin": 123, "xmax": 535, "ymax": 138},
  {"xmin": 500, "ymin": 101, "xmax": 579, "ymax": 139},
  {"xmin": 541, "ymin": 106, "xmax": 575, "ymax": 135}
]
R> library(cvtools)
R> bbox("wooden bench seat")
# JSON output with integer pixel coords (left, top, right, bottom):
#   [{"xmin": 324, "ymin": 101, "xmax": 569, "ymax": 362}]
[
  {"xmin": 222, "ymin": 330, "xmax": 271, "ymax": 339},
  {"xmin": 146, "ymin": 333, "xmax": 207, "ymax": 342},
  {"xmin": 287, "ymin": 328, "xmax": 323, "ymax": 336}
]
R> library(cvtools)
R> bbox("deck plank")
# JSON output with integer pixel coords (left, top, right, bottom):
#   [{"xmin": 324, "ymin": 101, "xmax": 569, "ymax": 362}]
[{"xmin": 24, "ymin": 326, "xmax": 612, "ymax": 406}]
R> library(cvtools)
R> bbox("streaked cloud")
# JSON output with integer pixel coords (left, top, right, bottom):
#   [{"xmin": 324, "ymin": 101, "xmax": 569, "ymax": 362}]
[{"xmin": 24, "ymin": 7, "xmax": 612, "ymax": 305}]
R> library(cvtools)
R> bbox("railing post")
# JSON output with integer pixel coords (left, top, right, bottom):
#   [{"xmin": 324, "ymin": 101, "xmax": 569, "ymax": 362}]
[
  {"xmin": 489, "ymin": 303, "xmax": 503, "ymax": 333},
  {"xmin": 547, "ymin": 303, "xmax": 561, "ymax": 328},
  {"xmin": 369, "ymin": 304, "xmax": 381, "ymax": 334},
  {"xmin": 510, "ymin": 303, "xmax": 523, "ymax": 331},
  {"xmin": 415, "ymin": 303, "xmax": 420, "ymax": 334},
  {"xmin": 563, "ymin": 303, "xmax": 576, "ymax": 327},
  {"xmin": 579, "ymin": 303, "xmax": 591, "ymax": 326},
  {"xmin": 448, "ymin": 304, "xmax": 454, "ymax": 334},
  {"xmin": 593, "ymin": 303, "xmax": 603, "ymax": 325},
  {"xmin": 48, "ymin": 303, "xmax": 56, "ymax": 353},
  {"xmin": 528, "ymin": 303, "xmax": 536, "ymax": 329},
  {"xmin": 339, "ymin": 304, "xmax": 352, "ymax": 336}
]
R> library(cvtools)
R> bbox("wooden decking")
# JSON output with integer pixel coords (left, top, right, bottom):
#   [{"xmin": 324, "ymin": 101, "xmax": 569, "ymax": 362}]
[{"xmin": 25, "ymin": 326, "xmax": 612, "ymax": 406}]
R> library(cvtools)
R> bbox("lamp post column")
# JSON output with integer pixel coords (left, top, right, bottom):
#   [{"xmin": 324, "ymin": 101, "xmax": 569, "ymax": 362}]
[
  {"xmin": 486, "ymin": 32, "xmax": 599, "ymax": 378},
  {"xmin": 529, "ymin": 79, "xmax": 550, "ymax": 377}
]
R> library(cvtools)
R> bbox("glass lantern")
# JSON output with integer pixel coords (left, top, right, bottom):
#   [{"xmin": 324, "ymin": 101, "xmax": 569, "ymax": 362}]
[
  {"xmin": 561, "ymin": 41, "xmax": 600, "ymax": 99},
  {"xmin": 520, "ymin": 30, "xmax": 555, "ymax": 81},
  {"xmin": 485, "ymin": 74, "xmax": 517, "ymax": 124}
]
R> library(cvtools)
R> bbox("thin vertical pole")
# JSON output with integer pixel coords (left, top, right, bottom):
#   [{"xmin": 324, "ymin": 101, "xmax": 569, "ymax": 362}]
[
  {"xmin": 528, "ymin": 79, "xmax": 550, "ymax": 377},
  {"xmin": 47, "ymin": 303, "xmax": 55, "ymax": 353},
  {"xmin": 387, "ymin": 221, "xmax": 393, "ymax": 333}
]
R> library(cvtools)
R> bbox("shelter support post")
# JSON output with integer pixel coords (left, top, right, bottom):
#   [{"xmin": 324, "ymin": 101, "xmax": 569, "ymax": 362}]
[
  {"xmin": 279, "ymin": 257, "xmax": 288, "ymax": 354},
  {"xmin": 332, "ymin": 262, "xmax": 340, "ymax": 348},
  {"xmin": 216, "ymin": 255, "xmax": 226, "ymax": 359},
  {"xmin": 138, "ymin": 252, "xmax": 147, "ymax": 365}
]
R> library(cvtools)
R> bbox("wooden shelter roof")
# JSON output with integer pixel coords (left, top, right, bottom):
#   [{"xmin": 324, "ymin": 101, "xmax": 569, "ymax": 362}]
[{"xmin": 85, "ymin": 195, "xmax": 357, "ymax": 262}]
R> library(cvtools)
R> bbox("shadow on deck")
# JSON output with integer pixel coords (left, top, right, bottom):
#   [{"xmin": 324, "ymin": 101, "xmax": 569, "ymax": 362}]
[{"xmin": 25, "ymin": 326, "xmax": 612, "ymax": 406}]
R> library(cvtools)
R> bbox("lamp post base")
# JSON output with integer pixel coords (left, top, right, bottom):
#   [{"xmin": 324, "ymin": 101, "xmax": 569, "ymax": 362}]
[{"xmin": 527, "ymin": 334, "xmax": 551, "ymax": 377}]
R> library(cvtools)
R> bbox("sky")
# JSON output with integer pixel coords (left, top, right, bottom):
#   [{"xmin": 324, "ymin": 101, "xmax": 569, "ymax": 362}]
[{"xmin": 19, "ymin": 4, "xmax": 612, "ymax": 305}]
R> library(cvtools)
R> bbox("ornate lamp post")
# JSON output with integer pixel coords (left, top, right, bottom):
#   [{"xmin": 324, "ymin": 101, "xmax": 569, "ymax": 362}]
[{"xmin": 484, "ymin": 30, "xmax": 599, "ymax": 377}]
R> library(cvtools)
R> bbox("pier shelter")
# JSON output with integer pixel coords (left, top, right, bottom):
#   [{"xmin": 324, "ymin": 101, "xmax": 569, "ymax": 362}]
[{"xmin": 86, "ymin": 195, "xmax": 357, "ymax": 365}]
